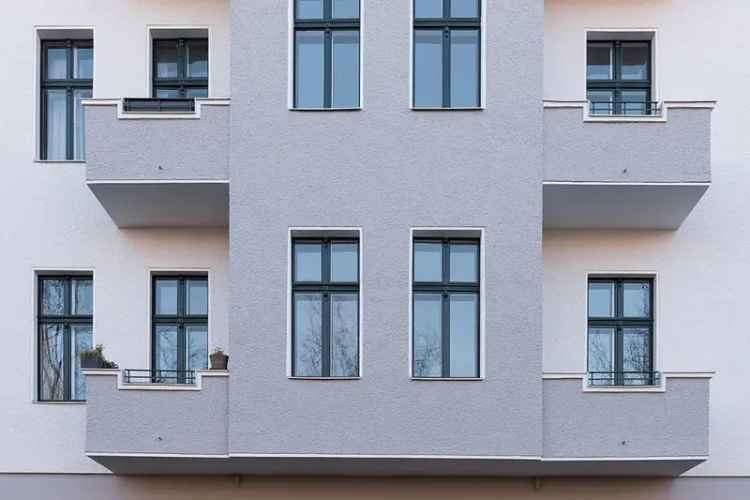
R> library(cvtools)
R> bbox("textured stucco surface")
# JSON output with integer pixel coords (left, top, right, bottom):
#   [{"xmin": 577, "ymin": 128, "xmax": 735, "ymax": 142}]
[
  {"xmin": 543, "ymin": 379, "xmax": 709, "ymax": 458},
  {"xmin": 228, "ymin": 0, "xmax": 544, "ymax": 456},
  {"xmin": 86, "ymin": 104, "xmax": 229, "ymax": 181},
  {"xmin": 544, "ymin": 108, "xmax": 711, "ymax": 183},
  {"xmin": 86, "ymin": 375, "xmax": 228, "ymax": 455}
]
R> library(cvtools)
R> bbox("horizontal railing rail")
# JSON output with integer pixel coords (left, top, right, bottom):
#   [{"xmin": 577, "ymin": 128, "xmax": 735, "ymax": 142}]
[
  {"xmin": 123, "ymin": 369, "xmax": 197, "ymax": 385},
  {"xmin": 122, "ymin": 98, "xmax": 196, "ymax": 113},
  {"xmin": 588, "ymin": 371, "xmax": 662, "ymax": 387},
  {"xmin": 589, "ymin": 100, "xmax": 662, "ymax": 116}
]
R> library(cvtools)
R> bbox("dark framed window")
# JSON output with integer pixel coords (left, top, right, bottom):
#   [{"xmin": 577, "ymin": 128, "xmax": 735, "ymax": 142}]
[
  {"xmin": 292, "ymin": 238, "xmax": 360, "ymax": 377},
  {"xmin": 153, "ymin": 39, "xmax": 209, "ymax": 98},
  {"xmin": 37, "ymin": 275, "xmax": 93, "ymax": 401},
  {"xmin": 412, "ymin": 238, "xmax": 480, "ymax": 378},
  {"xmin": 588, "ymin": 278, "xmax": 654, "ymax": 386},
  {"xmin": 587, "ymin": 40, "xmax": 652, "ymax": 115},
  {"xmin": 40, "ymin": 40, "xmax": 93, "ymax": 160},
  {"xmin": 152, "ymin": 275, "xmax": 209, "ymax": 383},
  {"xmin": 413, "ymin": 0, "xmax": 481, "ymax": 108},
  {"xmin": 293, "ymin": 0, "xmax": 361, "ymax": 108}
]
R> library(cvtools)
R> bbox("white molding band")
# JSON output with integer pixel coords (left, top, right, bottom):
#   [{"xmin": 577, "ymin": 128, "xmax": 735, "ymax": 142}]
[
  {"xmin": 542, "ymin": 99, "xmax": 716, "ymax": 123},
  {"xmin": 83, "ymin": 368, "xmax": 228, "ymax": 392},
  {"xmin": 542, "ymin": 371, "xmax": 714, "ymax": 394},
  {"xmin": 81, "ymin": 98, "xmax": 230, "ymax": 120}
]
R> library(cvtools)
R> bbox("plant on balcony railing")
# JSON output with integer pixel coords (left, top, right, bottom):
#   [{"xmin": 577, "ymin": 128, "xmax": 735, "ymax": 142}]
[
  {"xmin": 589, "ymin": 100, "xmax": 662, "ymax": 117},
  {"xmin": 588, "ymin": 371, "xmax": 661, "ymax": 387},
  {"xmin": 123, "ymin": 369, "xmax": 196, "ymax": 385},
  {"xmin": 80, "ymin": 344, "xmax": 119, "ymax": 369}
]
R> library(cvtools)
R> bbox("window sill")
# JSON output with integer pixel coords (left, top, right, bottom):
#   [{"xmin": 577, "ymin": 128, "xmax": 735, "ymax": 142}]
[
  {"xmin": 32, "ymin": 400, "xmax": 87, "ymax": 405},
  {"xmin": 583, "ymin": 385, "xmax": 665, "ymax": 393},
  {"xmin": 411, "ymin": 106, "xmax": 484, "ymax": 111},
  {"xmin": 288, "ymin": 376, "xmax": 361, "ymax": 381},
  {"xmin": 289, "ymin": 107, "xmax": 362, "ymax": 112},
  {"xmin": 34, "ymin": 159, "xmax": 86, "ymax": 164},
  {"xmin": 584, "ymin": 114, "xmax": 666, "ymax": 123},
  {"xmin": 411, "ymin": 377, "xmax": 484, "ymax": 382}
]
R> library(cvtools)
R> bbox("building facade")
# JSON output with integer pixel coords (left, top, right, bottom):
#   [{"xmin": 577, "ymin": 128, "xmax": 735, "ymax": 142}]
[{"xmin": 1, "ymin": 0, "xmax": 748, "ymax": 498}]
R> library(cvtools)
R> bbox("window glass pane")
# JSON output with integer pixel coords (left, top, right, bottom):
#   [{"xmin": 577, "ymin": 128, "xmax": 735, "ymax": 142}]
[
  {"xmin": 186, "ymin": 87, "xmax": 209, "ymax": 98},
  {"xmin": 294, "ymin": 243, "xmax": 322, "ymax": 282},
  {"xmin": 187, "ymin": 325, "xmax": 209, "ymax": 371},
  {"xmin": 413, "ymin": 293, "xmax": 442, "ymax": 377},
  {"xmin": 449, "ymin": 294, "xmax": 478, "ymax": 377},
  {"xmin": 587, "ymin": 327, "xmax": 614, "ymax": 385},
  {"xmin": 333, "ymin": 0, "xmax": 359, "ymax": 18},
  {"xmin": 295, "ymin": 30, "xmax": 325, "ymax": 108},
  {"xmin": 71, "ymin": 325, "xmax": 93, "ymax": 400},
  {"xmin": 45, "ymin": 89, "xmax": 68, "ymax": 160},
  {"xmin": 156, "ymin": 88, "xmax": 181, "ymax": 98},
  {"xmin": 330, "ymin": 242, "xmax": 358, "ymax": 282},
  {"xmin": 186, "ymin": 40, "xmax": 208, "ymax": 79},
  {"xmin": 588, "ymin": 281, "xmax": 614, "ymax": 318},
  {"xmin": 587, "ymin": 43, "xmax": 612, "ymax": 80},
  {"xmin": 621, "ymin": 42, "xmax": 649, "ymax": 80},
  {"xmin": 39, "ymin": 324, "xmax": 65, "ymax": 400},
  {"xmin": 154, "ymin": 325, "xmax": 178, "ymax": 375},
  {"xmin": 623, "ymin": 327, "xmax": 651, "ymax": 384},
  {"xmin": 414, "ymin": 242, "xmax": 442, "ymax": 282},
  {"xmin": 155, "ymin": 279, "xmax": 178, "ymax": 315},
  {"xmin": 186, "ymin": 279, "xmax": 208, "ymax": 316},
  {"xmin": 46, "ymin": 47, "xmax": 68, "ymax": 79},
  {"xmin": 294, "ymin": 293, "xmax": 323, "ymax": 376},
  {"xmin": 451, "ymin": 0, "xmax": 479, "ymax": 18},
  {"xmin": 330, "ymin": 294, "xmax": 358, "ymax": 377},
  {"xmin": 449, "ymin": 243, "xmax": 478, "ymax": 283},
  {"xmin": 71, "ymin": 278, "xmax": 93, "ymax": 315},
  {"xmin": 155, "ymin": 41, "xmax": 178, "ymax": 79},
  {"xmin": 415, "ymin": 0, "xmax": 443, "ymax": 18},
  {"xmin": 74, "ymin": 47, "xmax": 93, "ymax": 79},
  {"xmin": 587, "ymin": 90, "xmax": 613, "ymax": 116},
  {"xmin": 296, "ymin": 0, "xmax": 324, "ymax": 19},
  {"xmin": 73, "ymin": 88, "xmax": 92, "ymax": 161},
  {"xmin": 414, "ymin": 30, "xmax": 443, "ymax": 107},
  {"xmin": 41, "ymin": 278, "xmax": 66, "ymax": 315},
  {"xmin": 450, "ymin": 29, "xmax": 480, "ymax": 107},
  {"xmin": 621, "ymin": 90, "xmax": 649, "ymax": 116},
  {"xmin": 623, "ymin": 282, "xmax": 651, "ymax": 318},
  {"xmin": 332, "ymin": 30, "xmax": 360, "ymax": 108}
]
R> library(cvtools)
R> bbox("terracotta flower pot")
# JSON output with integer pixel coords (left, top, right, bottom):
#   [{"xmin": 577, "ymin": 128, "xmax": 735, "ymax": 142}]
[{"xmin": 210, "ymin": 353, "xmax": 229, "ymax": 370}]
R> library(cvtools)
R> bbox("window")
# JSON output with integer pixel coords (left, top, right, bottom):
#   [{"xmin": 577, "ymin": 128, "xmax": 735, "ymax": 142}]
[
  {"xmin": 293, "ymin": 0, "xmax": 361, "ymax": 108},
  {"xmin": 413, "ymin": 0, "xmax": 481, "ymax": 108},
  {"xmin": 37, "ymin": 275, "xmax": 93, "ymax": 401},
  {"xmin": 412, "ymin": 239, "xmax": 480, "ymax": 378},
  {"xmin": 153, "ymin": 39, "xmax": 209, "ymax": 98},
  {"xmin": 292, "ymin": 238, "xmax": 360, "ymax": 377},
  {"xmin": 587, "ymin": 40, "xmax": 652, "ymax": 115},
  {"xmin": 40, "ymin": 40, "xmax": 93, "ymax": 160},
  {"xmin": 588, "ymin": 278, "xmax": 654, "ymax": 386},
  {"xmin": 152, "ymin": 275, "xmax": 209, "ymax": 383}
]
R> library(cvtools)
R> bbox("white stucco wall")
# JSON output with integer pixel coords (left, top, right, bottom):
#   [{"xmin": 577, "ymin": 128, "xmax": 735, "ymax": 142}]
[
  {"xmin": 0, "ymin": 0, "xmax": 229, "ymax": 473},
  {"xmin": 544, "ymin": 0, "xmax": 750, "ymax": 475}
]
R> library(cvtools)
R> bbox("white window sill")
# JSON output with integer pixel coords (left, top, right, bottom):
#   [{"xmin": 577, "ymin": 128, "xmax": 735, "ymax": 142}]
[
  {"xmin": 34, "ymin": 159, "xmax": 86, "ymax": 164},
  {"xmin": 288, "ymin": 376, "xmax": 361, "ymax": 381},
  {"xmin": 411, "ymin": 106, "xmax": 484, "ymax": 111},
  {"xmin": 289, "ymin": 107, "xmax": 362, "ymax": 112},
  {"xmin": 411, "ymin": 377, "xmax": 484, "ymax": 382}
]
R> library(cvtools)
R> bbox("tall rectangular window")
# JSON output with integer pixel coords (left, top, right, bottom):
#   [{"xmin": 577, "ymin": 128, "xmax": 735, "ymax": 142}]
[
  {"xmin": 412, "ymin": 238, "xmax": 480, "ymax": 378},
  {"xmin": 413, "ymin": 0, "xmax": 481, "ymax": 108},
  {"xmin": 153, "ymin": 39, "xmax": 209, "ymax": 98},
  {"xmin": 588, "ymin": 278, "xmax": 654, "ymax": 386},
  {"xmin": 40, "ymin": 40, "xmax": 93, "ymax": 160},
  {"xmin": 294, "ymin": 0, "xmax": 361, "ymax": 109},
  {"xmin": 587, "ymin": 40, "xmax": 652, "ymax": 115},
  {"xmin": 292, "ymin": 238, "xmax": 360, "ymax": 377},
  {"xmin": 37, "ymin": 275, "xmax": 93, "ymax": 401},
  {"xmin": 152, "ymin": 275, "xmax": 209, "ymax": 383}
]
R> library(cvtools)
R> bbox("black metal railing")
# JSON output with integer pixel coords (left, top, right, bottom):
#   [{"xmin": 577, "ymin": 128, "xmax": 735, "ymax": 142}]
[
  {"xmin": 122, "ymin": 98, "xmax": 196, "ymax": 113},
  {"xmin": 589, "ymin": 101, "xmax": 662, "ymax": 117},
  {"xmin": 588, "ymin": 371, "xmax": 661, "ymax": 387},
  {"xmin": 123, "ymin": 369, "xmax": 197, "ymax": 385}
]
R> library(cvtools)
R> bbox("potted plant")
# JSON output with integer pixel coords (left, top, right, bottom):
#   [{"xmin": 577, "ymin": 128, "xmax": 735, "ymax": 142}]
[
  {"xmin": 210, "ymin": 347, "xmax": 229, "ymax": 370},
  {"xmin": 80, "ymin": 344, "xmax": 118, "ymax": 369}
]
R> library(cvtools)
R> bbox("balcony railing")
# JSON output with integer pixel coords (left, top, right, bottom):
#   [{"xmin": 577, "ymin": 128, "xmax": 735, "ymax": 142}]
[
  {"xmin": 123, "ymin": 369, "xmax": 196, "ymax": 385},
  {"xmin": 589, "ymin": 100, "xmax": 662, "ymax": 116},
  {"xmin": 122, "ymin": 97, "xmax": 196, "ymax": 113},
  {"xmin": 588, "ymin": 371, "xmax": 662, "ymax": 387}
]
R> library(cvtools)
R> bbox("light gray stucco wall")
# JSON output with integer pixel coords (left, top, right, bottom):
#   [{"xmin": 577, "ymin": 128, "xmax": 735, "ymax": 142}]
[
  {"xmin": 86, "ymin": 104, "xmax": 229, "ymax": 181},
  {"xmin": 543, "ymin": 108, "xmax": 711, "ymax": 183},
  {"xmin": 85, "ymin": 375, "xmax": 228, "ymax": 455},
  {"xmin": 228, "ymin": 0, "xmax": 544, "ymax": 456},
  {"xmin": 543, "ymin": 379, "xmax": 710, "ymax": 458}
]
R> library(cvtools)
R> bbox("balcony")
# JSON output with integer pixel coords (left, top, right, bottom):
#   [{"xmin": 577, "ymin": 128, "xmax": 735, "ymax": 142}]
[
  {"xmin": 543, "ymin": 100, "xmax": 714, "ymax": 229},
  {"xmin": 83, "ymin": 98, "xmax": 229, "ymax": 228},
  {"xmin": 541, "ymin": 372, "xmax": 712, "ymax": 476}
]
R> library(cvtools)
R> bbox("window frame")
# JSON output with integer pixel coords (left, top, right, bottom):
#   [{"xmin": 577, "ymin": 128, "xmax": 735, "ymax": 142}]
[
  {"xmin": 36, "ymin": 274, "xmax": 93, "ymax": 402},
  {"xmin": 411, "ymin": 237, "xmax": 481, "ymax": 379},
  {"xmin": 412, "ymin": 0, "xmax": 482, "ymax": 109},
  {"xmin": 292, "ymin": 0, "xmax": 361, "ymax": 109},
  {"xmin": 152, "ymin": 38, "xmax": 209, "ymax": 99},
  {"xmin": 291, "ymin": 237, "xmax": 361, "ymax": 378},
  {"xmin": 151, "ymin": 275, "xmax": 209, "ymax": 383},
  {"xmin": 586, "ymin": 40, "xmax": 652, "ymax": 115},
  {"xmin": 587, "ymin": 277, "xmax": 655, "ymax": 386},
  {"xmin": 40, "ymin": 39, "xmax": 93, "ymax": 161}
]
